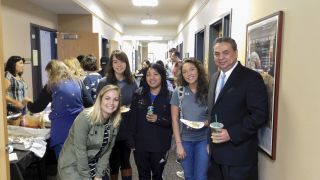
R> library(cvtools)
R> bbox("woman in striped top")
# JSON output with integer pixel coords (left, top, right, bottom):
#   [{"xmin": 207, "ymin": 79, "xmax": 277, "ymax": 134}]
[{"xmin": 58, "ymin": 85, "xmax": 122, "ymax": 180}]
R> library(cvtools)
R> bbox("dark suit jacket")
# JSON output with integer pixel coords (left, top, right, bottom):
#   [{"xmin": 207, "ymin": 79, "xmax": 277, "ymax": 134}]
[{"xmin": 208, "ymin": 62, "xmax": 268, "ymax": 166}]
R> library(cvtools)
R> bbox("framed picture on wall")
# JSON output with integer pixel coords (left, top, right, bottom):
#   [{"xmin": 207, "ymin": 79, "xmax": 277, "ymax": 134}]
[{"xmin": 245, "ymin": 11, "xmax": 283, "ymax": 160}]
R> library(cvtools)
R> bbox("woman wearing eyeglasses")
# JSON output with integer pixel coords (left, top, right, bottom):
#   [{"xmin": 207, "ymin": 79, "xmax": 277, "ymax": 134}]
[{"xmin": 170, "ymin": 58, "xmax": 209, "ymax": 180}]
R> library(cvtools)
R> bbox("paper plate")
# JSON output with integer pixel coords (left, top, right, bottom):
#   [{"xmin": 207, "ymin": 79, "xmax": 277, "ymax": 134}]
[
  {"xmin": 180, "ymin": 119, "xmax": 204, "ymax": 129},
  {"xmin": 120, "ymin": 106, "xmax": 130, "ymax": 113}
]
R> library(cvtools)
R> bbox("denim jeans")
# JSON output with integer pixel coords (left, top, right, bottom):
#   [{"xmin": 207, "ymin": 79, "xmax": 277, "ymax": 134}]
[{"xmin": 181, "ymin": 140, "xmax": 209, "ymax": 180}]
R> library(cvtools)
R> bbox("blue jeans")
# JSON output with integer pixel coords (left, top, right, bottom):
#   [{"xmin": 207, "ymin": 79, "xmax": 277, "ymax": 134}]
[{"xmin": 181, "ymin": 140, "xmax": 209, "ymax": 180}]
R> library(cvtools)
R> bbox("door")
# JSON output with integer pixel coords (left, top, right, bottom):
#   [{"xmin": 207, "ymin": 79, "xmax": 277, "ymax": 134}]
[
  {"xmin": 195, "ymin": 28, "xmax": 205, "ymax": 63},
  {"xmin": 0, "ymin": 0, "xmax": 10, "ymax": 178},
  {"xmin": 208, "ymin": 12, "xmax": 232, "ymax": 75},
  {"xmin": 30, "ymin": 24, "xmax": 57, "ymax": 99}
]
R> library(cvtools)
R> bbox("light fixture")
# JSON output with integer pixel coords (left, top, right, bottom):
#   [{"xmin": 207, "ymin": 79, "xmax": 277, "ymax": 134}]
[
  {"xmin": 132, "ymin": 0, "xmax": 158, "ymax": 7},
  {"xmin": 141, "ymin": 13, "xmax": 158, "ymax": 25},
  {"xmin": 141, "ymin": 19, "xmax": 158, "ymax": 25}
]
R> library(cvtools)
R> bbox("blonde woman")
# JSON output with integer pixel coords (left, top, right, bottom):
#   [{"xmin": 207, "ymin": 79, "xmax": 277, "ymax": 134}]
[
  {"xmin": 27, "ymin": 60, "xmax": 93, "ymax": 158},
  {"xmin": 58, "ymin": 85, "xmax": 121, "ymax": 180},
  {"xmin": 63, "ymin": 57, "xmax": 85, "ymax": 79}
]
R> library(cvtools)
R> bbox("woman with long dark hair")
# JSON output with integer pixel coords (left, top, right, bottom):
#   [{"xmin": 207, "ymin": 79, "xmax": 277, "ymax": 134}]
[
  {"xmin": 128, "ymin": 63, "xmax": 172, "ymax": 180},
  {"xmin": 4, "ymin": 56, "xmax": 30, "ymax": 115},
  {"xmin": 171, "ymin": 58, "xmax": 209, "ymax": 180},
  {"xmin": 97, "ymin": 50, "xmax": 138, "ymax": 180}
]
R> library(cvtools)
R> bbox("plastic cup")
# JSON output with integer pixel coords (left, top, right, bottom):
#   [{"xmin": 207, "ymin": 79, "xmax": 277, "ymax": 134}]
[{"xmin": 210, "ymin": 122, "xmax": 224, "ymax": 133}]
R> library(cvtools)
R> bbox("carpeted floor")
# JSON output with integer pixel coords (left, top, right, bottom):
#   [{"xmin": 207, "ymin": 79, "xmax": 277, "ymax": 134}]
[{"xmin": 23, "ymin": 148, "xmax": 183, "ymax": 180}]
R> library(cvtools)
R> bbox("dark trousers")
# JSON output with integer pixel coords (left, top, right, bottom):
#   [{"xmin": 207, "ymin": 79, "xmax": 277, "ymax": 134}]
[
  {"xmin": 208, "ymin": 159, "xmax": 258, "ymax": 180},
  {"xmin": 109, "ymin": 140, "xmax": 132, "ymax": 175},
  {"xmin": 133, "ymin": 150, "xmax": 168, "ymax": 180}
]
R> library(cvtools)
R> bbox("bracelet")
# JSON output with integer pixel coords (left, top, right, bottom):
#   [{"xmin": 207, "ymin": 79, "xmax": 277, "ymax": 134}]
[{"xmin": 176, "ymin": 141, "xmax": 182, "ymax": 144}]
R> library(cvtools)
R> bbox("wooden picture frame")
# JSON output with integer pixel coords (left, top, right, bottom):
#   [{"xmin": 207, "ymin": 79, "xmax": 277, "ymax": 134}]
[{"xmin": 245, "ymin": 11, "xmax": 283, "ymax": 160}]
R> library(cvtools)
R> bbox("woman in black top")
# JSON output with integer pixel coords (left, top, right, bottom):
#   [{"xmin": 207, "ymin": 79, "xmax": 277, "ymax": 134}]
[{"xmin": 128, "ymin": 63, "xmax": 172, "ymax": 180}]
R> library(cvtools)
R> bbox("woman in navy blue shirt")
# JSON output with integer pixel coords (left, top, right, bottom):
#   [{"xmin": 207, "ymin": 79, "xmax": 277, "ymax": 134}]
[
  {"xmin": 128, "ymin": 63, "xmax": 172, "ymax": 180},
  {"xmin": 27, "ymin": 60, "xmax": 93, "ymax": 158}
]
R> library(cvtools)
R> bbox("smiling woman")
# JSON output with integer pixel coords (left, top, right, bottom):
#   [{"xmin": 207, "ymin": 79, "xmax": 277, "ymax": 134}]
[
  {"xmin": 127, "ymin": 63, "xmax": 172, "ymax": 179},
  {"xmin": 58, "ymin": 85, "xmax": 122, "ymax": 180}
]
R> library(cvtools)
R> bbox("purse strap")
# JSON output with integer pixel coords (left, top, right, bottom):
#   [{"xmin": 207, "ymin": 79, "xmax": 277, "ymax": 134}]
[{"xmin": 177, "ymin": 86, "xmax": 185, "ymax": 134}]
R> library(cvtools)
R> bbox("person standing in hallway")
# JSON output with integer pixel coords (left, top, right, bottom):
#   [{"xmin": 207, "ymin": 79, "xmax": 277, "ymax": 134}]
[
  {"xmin": 97, "ymin": 50, "xmax": 138, "ymax": 180},
  {"xmin": 170, "ymin": 51, "xmax": 182, "ymax": 78},
  {"xmin": 127, "ymin": 63, "xmax": 172, "ymax": 180},
  {"xmin": 27, "ymin": 60, "xmax": 93, "ymax": 158},
  {"xmin": 82, "ymin": 54, "xmax": 102, "ymax": 101},
  {"xmin": 207, "ymin": 37, "xmax": 268, "ymax": 180},
  {"xmin": 4, "ymin": 56, "xmax": 31, "ymax": 115},
  {"xmin": 171, "ymin": 58, "xmax": 209, "ymax": 180},
  {"xmin": 165, "ymin": 48, "xmax": 177, "ymax": 78}
]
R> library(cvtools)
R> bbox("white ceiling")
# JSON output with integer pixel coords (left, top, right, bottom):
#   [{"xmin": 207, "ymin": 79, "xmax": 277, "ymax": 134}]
[
  {"xmin": 99, "ymin": 0, "xmax": 194, "ymax": 27},
  {"xmin": 27, "ymin": 0, "xmax": 195, "ymax": 33}
]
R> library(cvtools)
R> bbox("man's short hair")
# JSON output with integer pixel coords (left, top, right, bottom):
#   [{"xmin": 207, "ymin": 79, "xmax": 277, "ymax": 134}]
[
  {"xmin": 214, "ymin": 37, "xmax": 237, "ymax": 51},
  {"xmin": 169, "ymin": 48, "xmax": 177, "ymax": 53}
]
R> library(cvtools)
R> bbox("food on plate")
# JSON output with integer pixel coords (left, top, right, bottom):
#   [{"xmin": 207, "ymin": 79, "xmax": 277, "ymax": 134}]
[
  {"xmin": 120, "ymin": 106, "xmax": 130, "ymax": 113},
  {"xmin": 180, "ymin": 119, "xmax": 205, "ymax": 129}
]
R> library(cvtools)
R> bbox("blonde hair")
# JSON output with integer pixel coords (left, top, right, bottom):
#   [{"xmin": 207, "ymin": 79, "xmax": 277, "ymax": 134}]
[
  {"xmin": 88, "ymin": 85, "xmax": 122, "ymax": 127},
  {"xmin": 45, "ymin": 60, "xmax": 74, "ymax": 91},
  {"xmin": 63, "ymin": 57, "xmax": 85, "ymax": 78}
]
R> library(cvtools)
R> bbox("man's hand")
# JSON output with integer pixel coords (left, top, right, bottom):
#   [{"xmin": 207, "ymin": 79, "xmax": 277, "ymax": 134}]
[{"xmin": 211, "ymin": 129, "xmax": 230, "ymax": 143}]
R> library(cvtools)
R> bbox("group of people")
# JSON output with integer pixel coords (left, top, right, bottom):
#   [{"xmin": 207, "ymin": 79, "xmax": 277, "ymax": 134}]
[{"xmin": 4, "ymin": 37, "xmax": 268, "ymax": 180}]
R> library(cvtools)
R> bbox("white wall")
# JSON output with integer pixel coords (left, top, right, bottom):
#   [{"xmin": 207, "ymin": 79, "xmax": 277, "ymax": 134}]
[
  {"xmin": 74, "ymin": 0, "xmax": 123, "ymax": 34},
  {"xmin": 148, "ymin": 42, "xmax": 167, "ymax": 63},
  {"xmin": 2, "ymin": 0, "xmax": 58, "ymax": 98},
  {"xmin": 174, "ymin": 0, "xmax": 320, "ymax": 180}
]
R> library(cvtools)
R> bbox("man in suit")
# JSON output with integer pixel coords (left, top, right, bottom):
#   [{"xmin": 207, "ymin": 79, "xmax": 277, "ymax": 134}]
[{"xmin": 207, "ymin": 37, "xmax": 268, "ymax": 180}]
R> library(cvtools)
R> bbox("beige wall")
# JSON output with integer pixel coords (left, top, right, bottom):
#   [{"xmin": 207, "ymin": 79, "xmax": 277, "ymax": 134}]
[
  {"xmin": 2, "ymin": 0, "xmax": 58, "ymax": 98},
  {"xmin": 58, "ymin": 14, "xmax": 92, "ymax": 32},
  {"xmin": 175, "ymin": 0, "xmax": 320, "ymax": 180}
]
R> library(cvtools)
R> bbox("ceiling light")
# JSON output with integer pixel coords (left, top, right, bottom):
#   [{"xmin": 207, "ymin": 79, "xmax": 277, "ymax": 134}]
[
  {"xmin": 141, "ymin": 19, "xmax": 158, "ymax": 25},
  {"xmin": 132, "ymin": 0, "xmax": 158, "ymax": 7}
]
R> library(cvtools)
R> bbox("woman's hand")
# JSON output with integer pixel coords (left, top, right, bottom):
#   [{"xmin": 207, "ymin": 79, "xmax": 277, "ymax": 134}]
[
  {"xmin": 94, "ymin": 177, "xmax": 102, "ymax": 180},
  {"xmin": 176, "ymin": 142, "xmax": 186, "ymax": 160},
  {"xmin": 22, "ymin": 97, "xmax": 32, "ymax": 105},
  {"xmin": 146, "ymin": 113, "xmax": 157, "ymax": 123}
]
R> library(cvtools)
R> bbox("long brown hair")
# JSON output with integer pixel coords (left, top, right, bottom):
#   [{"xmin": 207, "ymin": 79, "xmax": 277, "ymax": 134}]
[
  {"xmin": 176, "ymin": 58, "xmax": 208, "ymax": 105},
  {"xmin": 106, "ymin": 50, "xmax": 134, "ymax": 84}
]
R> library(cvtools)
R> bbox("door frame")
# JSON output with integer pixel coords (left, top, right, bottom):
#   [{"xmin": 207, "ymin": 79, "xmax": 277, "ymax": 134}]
[
  {"xmin": 30, "ymin": 23, "xmax": 57, "ymax": 99},
  {"xmin": 0, "ymin": 0, "xmax": 10, "ymax": 178},
  {"xmin": 194, "ymin": 27, "xmax": 206, "ymax": 63},
  {"xmin": 208, "ymin": 10, "xmax": 232, "ymax": 75}
]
